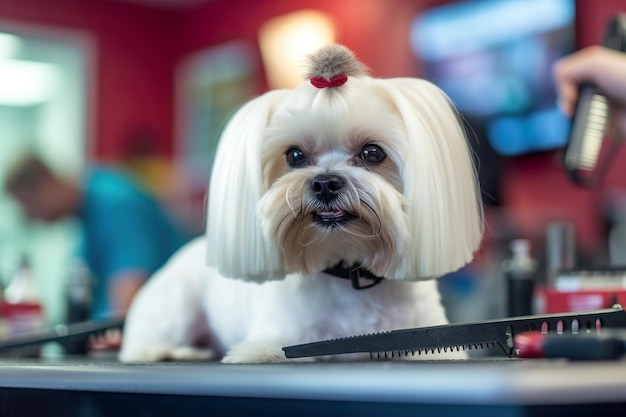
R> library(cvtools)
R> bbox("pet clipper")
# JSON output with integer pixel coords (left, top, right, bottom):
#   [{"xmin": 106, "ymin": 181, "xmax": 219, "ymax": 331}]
[
  {"xmin": 564, "ymin": 13, "xmax": 626, "ymax": 186},
  {"xmin": 282, "ymin": 307, "xmax": 626, "ymax": 359}
]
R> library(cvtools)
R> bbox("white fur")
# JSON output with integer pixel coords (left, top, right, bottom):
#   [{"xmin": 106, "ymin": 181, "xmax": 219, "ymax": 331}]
[
  {"xmin": 120, "ymin": 238, "xmax": 463, "ymax": 362},
  {"xmin": 120, "ymin": 45, "xmax": 483, "ymax": 363}
]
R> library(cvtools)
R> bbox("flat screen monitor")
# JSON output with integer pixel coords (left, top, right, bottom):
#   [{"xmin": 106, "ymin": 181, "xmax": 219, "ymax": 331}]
[{"xmin": 410, "ymin": 0, "xmax": 576, "ymax": 157}]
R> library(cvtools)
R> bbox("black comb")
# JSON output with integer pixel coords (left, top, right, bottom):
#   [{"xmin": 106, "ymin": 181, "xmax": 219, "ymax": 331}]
[{"xmin": 283, "ymin": 307, "xmax": 626, "ymax": 359}]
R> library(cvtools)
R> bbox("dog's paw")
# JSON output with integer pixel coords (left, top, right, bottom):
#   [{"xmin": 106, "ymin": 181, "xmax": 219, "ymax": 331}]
[
  {"xmin": 119, "ymin": 345, "xmax": 216, "ymax": 363},
  {"xmin": 222, "ymin": 341, "xmax": 313, "ymax": 364}
]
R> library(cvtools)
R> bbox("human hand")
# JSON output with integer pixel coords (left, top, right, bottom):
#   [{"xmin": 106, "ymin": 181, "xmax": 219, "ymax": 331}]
[{"xmin": 553, "ymin": 46, "xmax": 626, "ymax": 139}]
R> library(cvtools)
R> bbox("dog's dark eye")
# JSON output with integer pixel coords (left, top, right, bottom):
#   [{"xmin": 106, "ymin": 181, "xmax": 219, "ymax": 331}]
[
  {"xmin": 286, "ymin": 147, "xmax": 307, "ymax": 168},
  {"xmin": 360, "ymin": 144, "xmax": 386, "ymax": 164}
]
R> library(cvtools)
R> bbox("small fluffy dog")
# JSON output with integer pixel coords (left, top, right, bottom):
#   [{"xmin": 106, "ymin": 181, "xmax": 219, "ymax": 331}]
[{"xmin": 120, "ymin": 45, "xmax": 483, "ymax": 363}]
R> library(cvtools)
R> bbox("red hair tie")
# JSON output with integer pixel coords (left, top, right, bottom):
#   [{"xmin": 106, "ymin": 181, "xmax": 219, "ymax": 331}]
[{"xmin": 310, "ymin": 75, "xmax": 348, "ymax": 89}]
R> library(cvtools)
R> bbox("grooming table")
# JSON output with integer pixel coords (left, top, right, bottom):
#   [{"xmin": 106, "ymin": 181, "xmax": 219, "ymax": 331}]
[{"xmin": 0, "ymin": 358, "xmax": 625, "ymax": 416}]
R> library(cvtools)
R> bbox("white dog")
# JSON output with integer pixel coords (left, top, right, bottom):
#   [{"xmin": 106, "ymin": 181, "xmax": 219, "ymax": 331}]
[{"xmin": 119, "ymin": 45, "xmax": 483, "ymax": 363}]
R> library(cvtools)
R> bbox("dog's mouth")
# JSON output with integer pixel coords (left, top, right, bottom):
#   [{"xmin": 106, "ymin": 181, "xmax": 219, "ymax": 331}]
[{"xmin": 313, "ymin": 209, "xmax": 356, "ymax": 226}]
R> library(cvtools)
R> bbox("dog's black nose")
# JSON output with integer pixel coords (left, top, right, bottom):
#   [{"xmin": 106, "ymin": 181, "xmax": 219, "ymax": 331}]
[{"xmin": 311, "ymin": 174, "xmax": 343, "ymax": 202}]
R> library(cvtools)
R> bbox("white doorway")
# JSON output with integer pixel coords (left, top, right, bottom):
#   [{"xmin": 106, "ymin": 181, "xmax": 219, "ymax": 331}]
[{"xmin": 0, "ymin": 21, "xmax": 94, "ymax": 326}]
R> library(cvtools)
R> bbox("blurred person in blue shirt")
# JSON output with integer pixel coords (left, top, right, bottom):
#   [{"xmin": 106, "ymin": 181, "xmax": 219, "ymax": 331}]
[{"xmin": 4, "ymin": 153, "xmax": 188, "ymax": 319}]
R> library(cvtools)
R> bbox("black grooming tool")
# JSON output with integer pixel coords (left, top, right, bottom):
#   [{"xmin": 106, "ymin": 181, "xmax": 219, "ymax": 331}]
[
  {"xmin": 564, "ymin": 13, "xmax": 626, "ymax": 187},
  {"xmin": 282, "ymin": 307, "xmax": 626, "ymax": 359},
  {"xmin": 0, "ymin": 318, "xmax": 124, "ymax": 353}
]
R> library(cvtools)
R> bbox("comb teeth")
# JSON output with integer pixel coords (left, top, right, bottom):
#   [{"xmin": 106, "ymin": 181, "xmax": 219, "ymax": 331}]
[{"xmin": 368, "ymin": 342, "xmax": 502, "ymax": 360}]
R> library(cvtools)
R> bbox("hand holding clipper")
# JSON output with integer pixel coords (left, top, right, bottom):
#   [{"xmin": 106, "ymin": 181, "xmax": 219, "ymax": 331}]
[{"xmin": 561, "ymin": 14, "xmax": 626, "ymax": 186}]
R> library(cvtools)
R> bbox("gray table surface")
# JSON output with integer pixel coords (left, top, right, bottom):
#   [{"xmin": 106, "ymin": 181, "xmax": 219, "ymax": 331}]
[{"xmin": 0, "ymin": 358, "xmax": 625, "ymax": 406}]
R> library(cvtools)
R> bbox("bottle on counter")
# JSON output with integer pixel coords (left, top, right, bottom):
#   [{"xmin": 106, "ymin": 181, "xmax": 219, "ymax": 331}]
[
  {"xmin": 62, "ymin": 258, "xmax": 94, "ymax": 355},
  {"xmin": 0, "ymin": 274, "xmax": 6, "ymax": 338},
  {"xmin": 503, "ymin": 239, "xmax": 537, "ymax": 317},
  {"xmin": 66, "ymin": 258, "xmax": 94, "ymax": 325},
  {"xmin": 0, "ymin": 256, "xmax": 45, "ymax": 356},
  {"xmin": 545, "ymin": 222, "xmax": 576, "ymax": 286}
]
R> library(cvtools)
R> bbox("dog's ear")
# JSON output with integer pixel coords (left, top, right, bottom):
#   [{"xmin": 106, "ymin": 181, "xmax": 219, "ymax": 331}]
[
  {"xmin": 206, "ymin": 90, "xmax": 289, "ymax": 282},
  {"xmin": 379, "ymin": 78, "xmax": 484, "ymax": 279}
]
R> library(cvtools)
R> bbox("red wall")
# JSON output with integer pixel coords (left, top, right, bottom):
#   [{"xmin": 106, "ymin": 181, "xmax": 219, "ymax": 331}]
[
  {"xmin": 0, "ymin": 0, "xmax": 180, "ymax": 160},
  {"xmin": 0, "ymin": 0, "xmax": 431, "ymax": 159},
  {"xmin": 175, "ymin": 0, "xmax": 430, "ymax": 84}
]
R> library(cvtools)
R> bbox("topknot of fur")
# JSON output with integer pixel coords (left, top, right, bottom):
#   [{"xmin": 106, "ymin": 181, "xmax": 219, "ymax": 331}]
[{"xmin": 305, "ymin": 44, "xmax": 368, "ymax": 81}]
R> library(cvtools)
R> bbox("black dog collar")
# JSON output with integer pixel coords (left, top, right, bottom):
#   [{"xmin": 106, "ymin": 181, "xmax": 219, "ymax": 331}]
[{"xmin": 323, "ymin": 262, "xmax": 384, "ymax": 290}]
